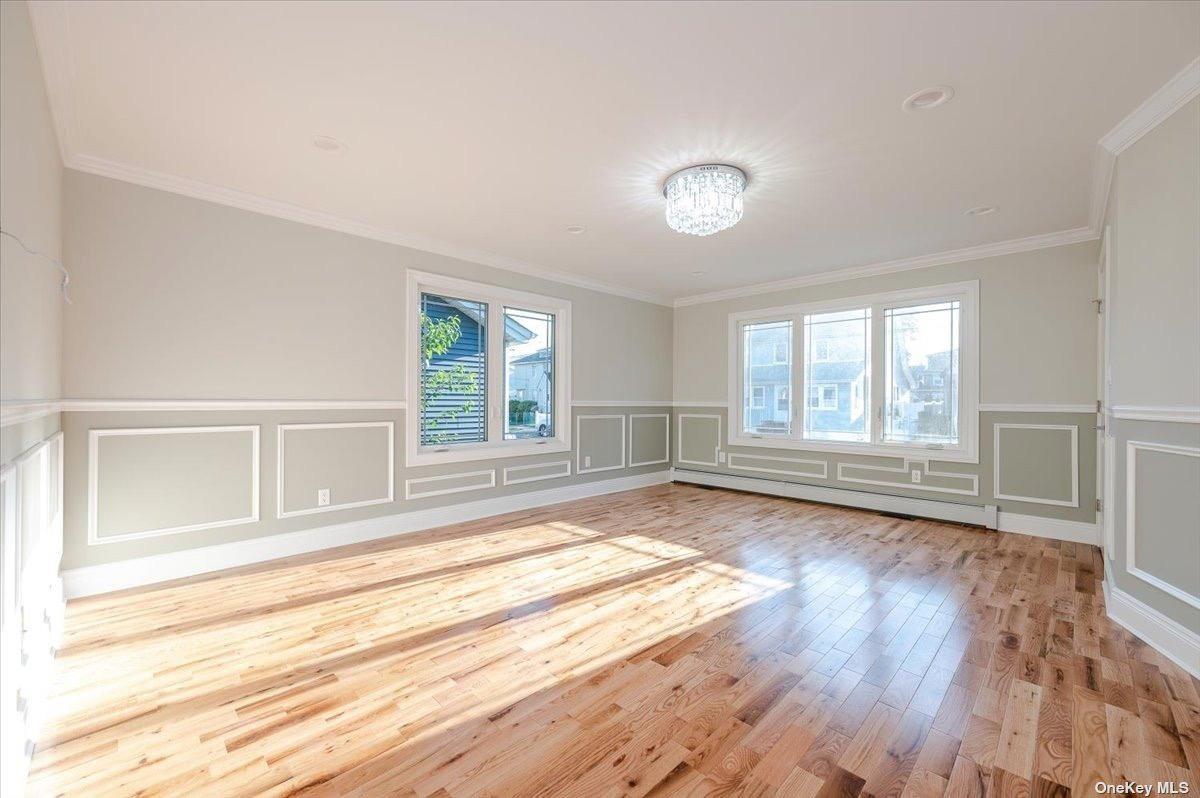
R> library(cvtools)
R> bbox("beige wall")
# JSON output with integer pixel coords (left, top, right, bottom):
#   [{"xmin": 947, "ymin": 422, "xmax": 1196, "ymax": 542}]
[
  {"xmin": 673, "ymin": 241, "xmax": 1098, "ymax": 405},
  {"xmin": 1106, "ymin": 97, "xmax": 1200, "ymax": 635},
  {"xmin": 63, "ymin": 171, "xmax": 672, "ymax": 402},
  {"xmin": 1111, "ymin": 97, "xmax": 1200, "ymax": 409},
  {"xmin": 1, "ymin": 0, "xmax": 64, "ymax": 463},
  {"xmin": 57, "ymin": 171, "xmax": 675, "ymax": 571}
]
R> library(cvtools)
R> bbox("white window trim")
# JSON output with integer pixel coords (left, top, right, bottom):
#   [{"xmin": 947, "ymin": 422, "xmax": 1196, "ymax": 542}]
[
  {"xmin": 772, "ymin": 341, "xmax": 789, "ymax": 364},
  {"xmin": 727, "ymin": 280, "xmax": 979, "ymax": 463},
  {"xmin": 750, "ymin": 386, "xmax": 766, "ymax": 409},
  {"xmin": 406, "ymin": 269, "xmax": 572, "ymax": 467}
]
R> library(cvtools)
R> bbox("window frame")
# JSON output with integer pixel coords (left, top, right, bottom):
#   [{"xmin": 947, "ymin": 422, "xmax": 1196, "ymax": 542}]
[
  {"xmin": 406, "ymin": 270, "xmax": 572, "ymax": 466},
  {"xmin": 728, "ymin": 280, "xmax": 979, "ymax": 463}
]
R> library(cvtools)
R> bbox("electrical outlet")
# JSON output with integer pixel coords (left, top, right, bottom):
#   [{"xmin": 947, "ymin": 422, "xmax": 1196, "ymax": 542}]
[
  {"xmin": 584, "ymin": 455, "xmax": 592, "ymax": 468},
  {"xmin": 317, "ymin": 488, "xmax": 331, "ymax": 506},
  {"xmin": 910, "ymin": 470, "xmax": 922, "ymax": 484},
  {"xmin": 717, "ymin": 450, "xmax": 726, "ymax": 463}
]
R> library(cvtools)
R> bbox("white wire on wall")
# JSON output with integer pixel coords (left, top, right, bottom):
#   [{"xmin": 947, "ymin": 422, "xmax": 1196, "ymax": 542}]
[{"xmin": 0, "ymin": 228, "xmax": 72, "ymax": 303}]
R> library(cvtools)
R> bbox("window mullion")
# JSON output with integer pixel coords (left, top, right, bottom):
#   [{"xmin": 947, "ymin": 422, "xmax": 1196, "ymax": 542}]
[
  {"xmin": 793, "ymin": 314, "xmax": 804, "ymax": 441},
  {"xmin": 870, "ymin": 302, "xmax": 884, "ymax": 446},
  {"xmin": 488, "ymin": 299, "xmax": 504, "ymax": 443}
]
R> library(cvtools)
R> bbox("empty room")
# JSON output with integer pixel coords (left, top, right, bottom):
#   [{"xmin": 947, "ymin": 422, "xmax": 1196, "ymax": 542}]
[{"xmin": 2, "ymin": 1, "xmax": 1199, "ymax": 795}]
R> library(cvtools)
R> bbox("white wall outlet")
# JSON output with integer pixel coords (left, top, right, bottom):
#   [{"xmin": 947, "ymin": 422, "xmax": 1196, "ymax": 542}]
[
  {"xmin": 910, "ymin": 470, "xmax": 922, "ymax": 484},
  {"xmin": 717, "ymin": 450, "xmax": 726, "ymax": 463},
  {"xmin": 317, "ymin": 488, "xmax": 331, "ymax": 506},
  {"xmin": 584, "ymin": 455, "xmax": 592, "ymax": 468}
]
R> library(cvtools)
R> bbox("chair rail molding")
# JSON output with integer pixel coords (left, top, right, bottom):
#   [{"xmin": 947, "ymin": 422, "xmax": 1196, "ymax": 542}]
[{"xmin": 1111, "ymin": 405, "xmax": 1200, "ymax": 424}]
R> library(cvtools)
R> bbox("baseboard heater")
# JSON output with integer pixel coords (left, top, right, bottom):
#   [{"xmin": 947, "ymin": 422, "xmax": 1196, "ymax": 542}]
[{"xmin": 670, "ymin": 468, "xmax": 998, "ymax": 529}]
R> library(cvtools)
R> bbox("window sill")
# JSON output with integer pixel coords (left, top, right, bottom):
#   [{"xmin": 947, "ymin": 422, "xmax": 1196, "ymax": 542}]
[
  {"xmin": 407, "ymin": 438, "xmax": 570, "ymax": 468},
  {"xmin": 728, "ymin": 433, "xmax": 978, "ymax": 464}
]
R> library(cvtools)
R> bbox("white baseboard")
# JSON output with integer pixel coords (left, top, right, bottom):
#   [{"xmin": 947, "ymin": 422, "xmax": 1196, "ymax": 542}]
[
  {"xmin": 1104, "ymin": 574, "xmax": 1200, "ymax": 679},
  {"xmin": 670, "ymin": 468, "xmax": 998, "ymax": 528},
  {"xmin": 996, "ymin": 512, "xmax": 1098, "ymax": 546},
  {"xmin": 62, "ymin": 470, "xmax": 670, "ymax": 598}
]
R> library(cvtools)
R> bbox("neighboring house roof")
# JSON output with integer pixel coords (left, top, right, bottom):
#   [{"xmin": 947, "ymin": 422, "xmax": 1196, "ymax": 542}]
[
  {"xmin": 808, "ymin": 361, "xmax": 865, "ymax": 382},
  {"xmin": 512, "ymin": 347, "xmax": 552, "ymax": 366},
  {"xmin": 440, "ymin": 296, "xmax": 536, "ymax": 343}
]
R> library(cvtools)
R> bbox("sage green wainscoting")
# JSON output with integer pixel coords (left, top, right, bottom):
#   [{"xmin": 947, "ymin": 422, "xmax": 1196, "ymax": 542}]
[
  {"xmin": 1109, "ymin": 418, "xmax": 1200, "ymax": 632},
  {"xmin": 62, "ymin": 405, "xmax": 671, "ymax": 570},
  {"xmin": 669, "ymin": 406, "xmax": 1097, "ymax": 523}
]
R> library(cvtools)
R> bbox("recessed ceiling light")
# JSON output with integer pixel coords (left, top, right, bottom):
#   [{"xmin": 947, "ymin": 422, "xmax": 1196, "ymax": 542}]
[
  {"xmin": 565, "ymin": 225, "xmax": 586, "ymax": 234},
  {"xmin": 312, "ymin": 135, "xmax": 347, "ymax": 152},
  {"xmin": 964, "ymin": 205, "xmax": 998, "ymax": 216},
  {"xmin": 902, "ymin": 86, "xmax": 955, "ymax": 112},
  {"xmin": 691, "ymin": 271, "xmax": 706, "ymax": 276}
]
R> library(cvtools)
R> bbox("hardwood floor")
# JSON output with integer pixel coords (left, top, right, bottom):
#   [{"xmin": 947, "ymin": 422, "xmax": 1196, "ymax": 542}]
[{"xmin": 28, "ymin": 484, "xmax": 1200, "ymax": 797}]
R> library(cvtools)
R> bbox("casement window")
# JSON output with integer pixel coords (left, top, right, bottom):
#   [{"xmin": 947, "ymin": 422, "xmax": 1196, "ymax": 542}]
[
  {"xmin": 407, "ymin": 270, "xmax": 571, "ymax": 465},
  {"xmin": 729, "ymin": 280, "xmax": 978, "ymax": 462}
]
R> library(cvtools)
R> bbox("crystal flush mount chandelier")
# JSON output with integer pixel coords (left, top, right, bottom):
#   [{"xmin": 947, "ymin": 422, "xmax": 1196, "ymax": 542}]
[{"xmin": 663, "ymin": 164, "xmax": 747, "ymax": 236}]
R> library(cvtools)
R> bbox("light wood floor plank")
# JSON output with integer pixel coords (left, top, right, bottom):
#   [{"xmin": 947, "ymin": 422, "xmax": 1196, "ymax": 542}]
[{"xmin": 26, "ymin": 484, "xmax": 1200, "ymax": 796}]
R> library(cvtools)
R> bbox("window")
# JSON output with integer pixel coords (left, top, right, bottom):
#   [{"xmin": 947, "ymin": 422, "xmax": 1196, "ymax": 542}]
[
  {"xmin": 419, "ymin": 294, "xmax": 487, "ymax": 445},
  {"xmin": 740, "ymin": 320, "xmax": 792, "ymax": 434},
  {"xmin": 884, "ymin": 301, "xmax": 959, "ymax": 445},
  {"xmin": 504, "ymin": 307, "xmax": 555, "ymax": 440},
  {"xmin": 808, "ymin": 383, "xmax": 838, "ymax": 410},
  {"xmin": 729, "ymin": 281, "xmax": 978, "ymax": 461},
  {"xmin": 804, "ymin": 309, "xmax": 869, "ymax": 442},
  {"xmin": 408, "ymin": 271, "xmax": 571, "ymax": 465}
]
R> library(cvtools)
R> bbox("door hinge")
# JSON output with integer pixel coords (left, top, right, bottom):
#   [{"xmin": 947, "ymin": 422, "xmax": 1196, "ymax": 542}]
[
  {"xmin": 1093, "ymin": 298, "xmax": 1103, "ymax": 314},
  {"xmin": 1096, "ymin": 399, "xmax": 1103, "ymax": 413},
  {"xmin": 1096, "ymin": 498, "xmax": 1103, "ymax": 512}
]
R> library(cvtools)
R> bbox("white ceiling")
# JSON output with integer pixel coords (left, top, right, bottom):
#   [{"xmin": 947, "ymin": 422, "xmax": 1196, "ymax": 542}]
[{"xmin": 29, "ymin": 1, "xmax": 1200, "ymax": 305}]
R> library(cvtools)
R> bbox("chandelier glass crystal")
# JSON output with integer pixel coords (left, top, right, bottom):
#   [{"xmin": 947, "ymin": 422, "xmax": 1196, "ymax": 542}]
[{"xmin": 663, "ymin": 164, "xmax": 746, "ymax": 236}]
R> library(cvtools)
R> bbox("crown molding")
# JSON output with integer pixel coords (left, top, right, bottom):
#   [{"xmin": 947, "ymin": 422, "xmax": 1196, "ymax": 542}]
[
  {"xmin": 31, "ymin": 5, "xmax": 664, "ymax": 305},
  {"xmin": 672, "ymin": 226, "xmax": 1097, "ymax": 307},
  {"xmin": 1100, "ymin": 57, "xmax": 1200, "ymax": 156},
  {"xmin": 26, "ymin": 0, "xmax": 76, "ymax": 164},
  {"xmin": 65, "ymin": 154, "xmax": 672, "ymax": 307},
  {"xmin": 28, "ymin": 2, "xmax": 1199, "ymax": 310},
  {"xmin": 1088, "ymin": 56, "xmax": 1200, "ymax": 234}
]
